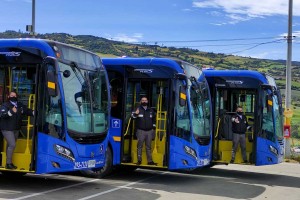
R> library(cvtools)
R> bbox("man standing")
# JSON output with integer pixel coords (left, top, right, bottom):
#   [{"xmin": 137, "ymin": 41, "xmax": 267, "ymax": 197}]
[
  {"xmin": 230, "ymin": 106, "xmax": 251, "ymax": 164},
  {"xmin": 132, "ymin": 96, "xmax": 156, "ymax": 165},
  {"xmin": 0, "ymin": 91, "xmax": 34, "ymax": 169}
]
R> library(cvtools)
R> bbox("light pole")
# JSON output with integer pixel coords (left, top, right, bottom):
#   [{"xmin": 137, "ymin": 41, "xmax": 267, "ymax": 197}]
[
  {"xmin": 26, "ymin": 0, "xmax": 35, "ymax": 36},
  {"xmin": 284, "ymin": 0, "xmax": 293, "ymax": 158}
]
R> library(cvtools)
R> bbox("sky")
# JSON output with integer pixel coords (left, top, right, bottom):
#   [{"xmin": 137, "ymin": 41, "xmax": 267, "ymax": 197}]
[{"xmin": 1, "ymin": 0, "xmax": 300, "ymax": 61}]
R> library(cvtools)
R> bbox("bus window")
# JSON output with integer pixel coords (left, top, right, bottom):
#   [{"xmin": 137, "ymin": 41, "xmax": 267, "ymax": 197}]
[
  {"xmin": 190, "ymin": 84, "xmax": 205, "ymax": 138},
  {"xmin": 231, "ymin": 92, "xmax": 255, "ymax": 113},
  {"xmin": 175, "ymin": 80, "xmax": 191, "ymax": 141},
  {"xmin": 203, "ymin": 85, "xmax": 211, "ymax": 137},
  {"xmin": 190, "ymin": 81, "xmax": 211, "ymax": 145},
  {"xmin": 262, "ymin": 93, "xmax": 275, "ymax": 141},
  {"xmin": 273, "ymin": 95, "xmax": 283, "ymax": 140},
  {"xmin": 0, "ymin": 68, "xmax": 5, "ymax": 102},
  {"xmin": 40, "ymin": 64, "xmax": 63, "ymax": 139}
]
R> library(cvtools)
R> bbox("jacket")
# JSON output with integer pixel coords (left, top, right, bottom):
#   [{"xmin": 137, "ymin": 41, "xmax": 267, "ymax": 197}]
[
  {"xmin": 0, "ymin": 101, "xmax": 34, "ymax": 131},
  {"xmin": 231, "ymin": 113, "xmax": 249, "ymax": 134},
  {"xmin": 131, "ymin": 105, "xmax": 156, "ymax": 131}
]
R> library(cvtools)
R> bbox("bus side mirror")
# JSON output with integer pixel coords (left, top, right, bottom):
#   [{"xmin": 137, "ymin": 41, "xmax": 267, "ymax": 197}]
[
  {"xmin": 63, "ymin": 70, "xmax": 71, "ymax": 78},
  {"xmin": 179, "ymin": 86, "xmax": 186, "ymax": 107},
  {"xmin": 47, "ymin": 69, "xmax": 57, "ymax": 97}
]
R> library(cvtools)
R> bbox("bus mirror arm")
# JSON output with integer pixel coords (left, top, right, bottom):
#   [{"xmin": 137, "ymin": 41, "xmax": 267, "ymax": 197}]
[{"xmin": 74, "ymin": 92, "xmax": 83, "ymax": 114}]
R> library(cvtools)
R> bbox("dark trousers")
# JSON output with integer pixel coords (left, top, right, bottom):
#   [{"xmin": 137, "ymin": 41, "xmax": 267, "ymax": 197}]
[
  {"xmin": 136, "ymin": 129, "xmax": 153, "ymax": 162},
  {"xmin": 231, "ymin": 133, "xmax": 247, "ymax": 161},
  {"xmin": 2, "ymin": 130, "xmax": 19, "ymax": 164}
]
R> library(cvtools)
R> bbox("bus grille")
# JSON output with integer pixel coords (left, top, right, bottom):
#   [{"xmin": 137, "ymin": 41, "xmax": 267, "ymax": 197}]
[
  {"xmin": 73, "ymin": 134, "xmax": 107, "ymax": 144},
  {"xmin": 277, "ymin": 138, "xmax": 284, "ymax": 145},
  {"xmin": 194, "ymin": 135, "xmax": 210, "ymax": 145}
]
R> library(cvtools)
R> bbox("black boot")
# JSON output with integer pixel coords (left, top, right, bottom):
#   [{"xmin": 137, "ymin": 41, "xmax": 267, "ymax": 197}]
[{"xmin": 6, "ymin": 163, "xmax": 17, "ymax": 169}]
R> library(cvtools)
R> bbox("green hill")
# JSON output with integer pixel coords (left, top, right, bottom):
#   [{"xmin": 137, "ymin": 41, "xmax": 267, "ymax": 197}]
[
  {"xmin": 1, "ymin": 31, "xmax": 300, "ymax": 95},
  {"xmin": 1, "ymin": 30, "xmax": 300, "ymax": 132}
]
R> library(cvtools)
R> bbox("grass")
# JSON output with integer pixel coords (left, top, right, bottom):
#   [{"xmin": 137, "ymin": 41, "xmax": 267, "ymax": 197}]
[{"xmin": 291, "ymin": 138, "xmax": 300, "ymax": 147}]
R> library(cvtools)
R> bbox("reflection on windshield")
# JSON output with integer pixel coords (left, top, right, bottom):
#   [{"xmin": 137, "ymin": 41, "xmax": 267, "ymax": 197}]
[
  {"xmin": 190, "ymin": 81, "xmax": 210, "ymax": 138},
  {"xmin": 274, "ymin": 95, "xmax": 283, "ymax": 139},
  {"xmin": 262, "ymin": 92, "xmax": 275, "ymax": 141},
  {"xmin": 60, "ymin": 62, "xmax": 108, "ymax": 134},
  {"xmin": 175, "ymin": 80, "xmax": 191, "ymax": 141}
]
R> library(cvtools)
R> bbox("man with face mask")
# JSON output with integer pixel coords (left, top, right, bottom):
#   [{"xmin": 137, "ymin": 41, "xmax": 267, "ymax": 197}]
[
  {"xmin": 0, "ymin": 91, "xmax": 34, "ymax": 169},
  {"xmin": 131, "ymin": 96, "xmax": 156, "ymax": 165},
  {"xmin": 230, "ymin": 106, "xmax": 251, "ymax": 164}
]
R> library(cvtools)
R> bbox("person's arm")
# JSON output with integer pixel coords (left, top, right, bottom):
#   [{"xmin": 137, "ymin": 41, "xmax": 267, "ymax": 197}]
[
  {"xmin": 0, "ymin": 104, "xmax": 14, "ymax": 118},
  {"xmin": 21, "ymin": 103, "xmax": 34, "ymax": 116},
  {"xmin": 245, "ymin": 116, "xmax": 251, "ymax": 131},
  {"xmin": 131, "ymin": 107, "xmax": 139, "ymax": 119},
  {"xmin": 152, "ymin": 109, "xmax": 156, "ymax": 129}
]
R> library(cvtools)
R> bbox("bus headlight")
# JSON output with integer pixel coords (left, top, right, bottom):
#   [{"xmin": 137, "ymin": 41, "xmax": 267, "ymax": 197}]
[
  {"xmin": 54, "ymin": 144, "xmax": 75, "ymax": 162},
  {"xmin": 269, "ymin": 145, "xmax": 278, "ymax": 156},
  {"xmin": 184, "ymin": 145, "xmax": 197, "ymax": 159}
]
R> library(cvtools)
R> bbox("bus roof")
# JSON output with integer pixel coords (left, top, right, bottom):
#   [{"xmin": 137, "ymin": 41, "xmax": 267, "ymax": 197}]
[
  {"xmin": 203, "ymin": 69, "xmax": 269, "ymax": 84},
  {"xmin": 0, "ymin": 38, "xmax": 98, "ymax": 57},
  {"xmin": 0, "ymin": 38, "xmax": 56, "ymax": 56},
  {"xmin": 102, "ymin": 57, "xmax": 184, "ymax": 73}
]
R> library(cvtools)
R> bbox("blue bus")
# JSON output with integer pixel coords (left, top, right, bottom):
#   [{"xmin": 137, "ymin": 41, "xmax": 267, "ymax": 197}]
[
  {"xmin": 0, "ymin": 39, "xmax": 110, "ymax": 175},
  {"xmin": 202, "ymin": 70, "xmax": 284, "ymax": 166},
  {"xmin": 82, "ymin": 57, "xmax": 212, "ymax": 178}
]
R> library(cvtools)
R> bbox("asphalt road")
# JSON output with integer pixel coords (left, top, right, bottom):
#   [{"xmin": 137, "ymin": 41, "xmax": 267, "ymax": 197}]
[{"xmin": 0, "ymin": 162, "xmax": 300, "ymax": 200}]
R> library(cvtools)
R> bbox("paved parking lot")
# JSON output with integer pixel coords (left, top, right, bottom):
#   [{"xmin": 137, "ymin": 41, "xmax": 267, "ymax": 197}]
[{"xmin": 0, "ymin": 162, "xmax": 300, "ymax": 200}]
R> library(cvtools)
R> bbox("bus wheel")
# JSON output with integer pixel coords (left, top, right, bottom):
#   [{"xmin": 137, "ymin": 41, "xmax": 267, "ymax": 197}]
[{"xmin": 80, "ymin": 147, "xmax": 113, "ymax": 178}]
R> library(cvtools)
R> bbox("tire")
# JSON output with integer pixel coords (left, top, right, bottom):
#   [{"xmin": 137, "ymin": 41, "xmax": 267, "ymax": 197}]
[{"xmin": 80, "ymin": 147, "xmax": 113, "ymax": 178}]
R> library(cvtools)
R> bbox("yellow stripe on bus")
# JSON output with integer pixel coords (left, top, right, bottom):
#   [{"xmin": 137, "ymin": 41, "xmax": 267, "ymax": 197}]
[
  {"xmin": 268, "ymin": 100, "xmax": 273, "ymax": 106},
  {"xmin": 180, "ymin": 93, "xmax": 186, "ymax": 100},
  {"xmin": 113, "ymin": 136, "xmax": 121, "ymax": 142},
  {"xmin": 48, "ymin": 81, "xmax": 55, "ymax": 89}
]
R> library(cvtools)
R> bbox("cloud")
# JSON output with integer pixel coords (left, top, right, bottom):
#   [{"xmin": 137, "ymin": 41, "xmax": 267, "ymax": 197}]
[
  {"xmin": 208, "ymin": 11, "xmax": 223, "ymax": 17},
  {"xmin": 279, "ymin": 31, "xmax": 300, "ymax": 38},
  {"xmin": 111, "ymin": 33, "xmax": 143, "ymax": 43},
  {"xmin": 182, "ymin": 8, "xmax": 192, "ymax": 12},
  {"xmin": 193, "ymin": 0, "xmax": 300, "ymax": 24},
  {"xmin": 238, "ymin": 49, "xmax": 285, "ymax": 60}
]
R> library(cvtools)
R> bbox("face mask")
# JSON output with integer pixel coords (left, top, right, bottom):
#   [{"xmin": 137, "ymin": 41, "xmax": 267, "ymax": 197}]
[
  {"xmin": 9, "ymin": 97, "xmax": 17, "ymax": 102},
  {"xmin": 237, "ymin": 112, "xmax": 243, "ymax": 115},
  {"xmin": 141, "ymin": 102, "xmax": 147, "ymax": 106}
]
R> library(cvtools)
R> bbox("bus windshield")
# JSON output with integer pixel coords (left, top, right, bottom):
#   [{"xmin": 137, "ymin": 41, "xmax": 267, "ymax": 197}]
[
  {"xmin": 190, "ymin": 81, "xmax": 210, "ymax": 139},
  {"xmin": 273, "ymin": 95, "xmax": 283, "ymax": 140},
  {"xmin": 60, "ymin": 62, "xmax": 108, "ymax": 135}
]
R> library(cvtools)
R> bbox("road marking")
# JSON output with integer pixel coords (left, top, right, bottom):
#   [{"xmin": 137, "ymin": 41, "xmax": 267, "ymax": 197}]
[
  {"xmin": 11, "ymin": 178, "xmax": 99, "ymax": 200},
  {"xmin": 78, "ymin": 171, "xmax": 168, "ymax": 200}
]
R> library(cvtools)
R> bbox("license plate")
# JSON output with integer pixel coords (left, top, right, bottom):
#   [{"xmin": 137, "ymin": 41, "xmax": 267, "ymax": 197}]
[{"xmin": 88, "ymin": 160, "xmax": 96, "ymax": 168}]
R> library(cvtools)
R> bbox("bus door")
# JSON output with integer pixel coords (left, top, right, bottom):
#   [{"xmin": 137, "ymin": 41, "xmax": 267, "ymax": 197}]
[
  {"xmin": 169, "ymin": 77, "xmax": 202, "ymax": 170},
  {"xmin": 255, "ymin": 88, "xmax": 283, "ymax": 165},
  {"xmin": 35, "ymin": 57, "xmax": 66, "ymax": 174},
  {"xmin": 123, "ymin": 79, "xmax": 169, "ymax": 167},
  {"xmin": 0, "ymin": 65, "xmax": 37, "ymax": 172},
  {"xmin": 213, "ymin": 89, "xmax": 255, "ymax": 164},
  {"xmin": 0, "ymin": 67, "xmax": 6, "ymax": 167}
]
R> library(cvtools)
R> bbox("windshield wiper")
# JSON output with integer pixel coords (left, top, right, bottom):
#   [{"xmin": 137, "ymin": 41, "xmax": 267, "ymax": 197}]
[{"xmin": 71, "ymin": 62, "xmax": 91, "ymax": 114}]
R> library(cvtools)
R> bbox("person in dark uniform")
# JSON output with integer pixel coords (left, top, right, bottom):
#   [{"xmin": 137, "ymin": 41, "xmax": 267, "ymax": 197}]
[
  {"xmin": 0, "ymin": 91, "xmax": 34, "ymax": 169},
  {"xmin": 131, "ymin": 96, "xmax": 156, "ymax": 165},
  {"xmin": 230, "ymin": 106, "xmax": 251, "ymax": 164}
]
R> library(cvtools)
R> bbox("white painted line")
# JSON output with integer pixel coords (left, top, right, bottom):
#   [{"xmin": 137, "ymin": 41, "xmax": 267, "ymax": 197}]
[
  {"xmin": 78, "ymin": 171, "xmax": 168, "ymax": 200},
  {"xmin": 11, "ymin": 179, "xmax": 99, "ymax": 200}
]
